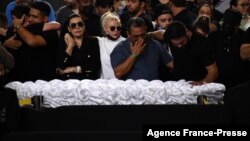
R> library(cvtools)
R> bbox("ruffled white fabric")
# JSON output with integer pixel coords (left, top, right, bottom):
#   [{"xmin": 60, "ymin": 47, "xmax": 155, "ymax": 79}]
[{"xmin": 5, "ymin": 79, "xmax": 225, "ymax": 108}]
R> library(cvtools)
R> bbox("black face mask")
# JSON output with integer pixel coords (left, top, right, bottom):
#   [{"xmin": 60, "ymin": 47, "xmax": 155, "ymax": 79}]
[{"xmin": 81, "ymin": 5, "xmax": 95, "ymax": 17}]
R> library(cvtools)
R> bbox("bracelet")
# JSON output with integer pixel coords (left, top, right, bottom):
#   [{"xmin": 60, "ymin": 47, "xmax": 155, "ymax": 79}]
[{"xmin": 130, "ymin": 53, "xmax": 138, "ymax": 59}]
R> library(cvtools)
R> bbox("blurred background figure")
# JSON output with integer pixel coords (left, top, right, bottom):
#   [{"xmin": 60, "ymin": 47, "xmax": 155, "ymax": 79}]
[
  {"xmin": 77, "ymin": 0, "xmax": 102, "ymax": 36},
  {"xmin": 153, "ymin": 4, "xmax": 173, "ymax": 31},
  {"xmin": 95, "ymin": 0, "xmax": 114, "ymax": 16},
  {"xmin": 230, "ymin": 0, "xmax": 250, "ymax": 31}
]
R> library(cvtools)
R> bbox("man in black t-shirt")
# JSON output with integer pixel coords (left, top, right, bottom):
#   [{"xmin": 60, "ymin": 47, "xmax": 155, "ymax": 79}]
[{"xmin": 164, "ymin": 21, "xmax": 218, "ymax": 85}]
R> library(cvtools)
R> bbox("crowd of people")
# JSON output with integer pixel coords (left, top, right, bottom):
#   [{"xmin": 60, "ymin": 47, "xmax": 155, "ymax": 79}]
[
  {"xmin": 0, "ymin": 0, "xmax": 249, "ymax": 90},
  {"xmin": 0, "ymin": 0, "xmax": 250, "ymax": 132}
]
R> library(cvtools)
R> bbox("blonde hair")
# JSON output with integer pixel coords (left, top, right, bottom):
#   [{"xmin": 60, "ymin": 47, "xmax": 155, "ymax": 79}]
[{"xmin": 101, "ymin": 12, "xmax": 121, "ymax": 29}]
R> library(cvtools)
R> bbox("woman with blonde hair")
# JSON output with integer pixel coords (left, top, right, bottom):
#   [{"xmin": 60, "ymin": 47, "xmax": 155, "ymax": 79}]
[{"xmin": 98, "ymin": 12, "xmax": 125, "ymax": 79}]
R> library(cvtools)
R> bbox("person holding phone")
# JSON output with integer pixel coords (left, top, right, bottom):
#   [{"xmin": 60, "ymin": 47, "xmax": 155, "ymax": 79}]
[{"xmin": 57, "ymin": 14, "xmax": 101, "ymax": 80}]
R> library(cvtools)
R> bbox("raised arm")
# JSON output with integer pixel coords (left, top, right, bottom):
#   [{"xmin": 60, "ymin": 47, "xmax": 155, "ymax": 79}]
[
  {"xmin": 13, "ymin": 15, "xmax": 46, "ymax": 47},
  {"xmin": 113, "ymin": 38, "xmax": 144, "ymax": 79}
]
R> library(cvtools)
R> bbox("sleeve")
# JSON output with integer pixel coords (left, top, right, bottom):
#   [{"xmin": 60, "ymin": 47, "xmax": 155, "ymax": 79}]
[
  {"xmin": 56, "ymin": 7, "xmax": 64, "ymax": 25},
  {"xmin": 45, "ymin": 1, "xmax": 56, "ymax": 22},
  {"xmin": 157, "ymin": 41, "xmax": 173, "ymax": 66},
  {"xmin": 56, "ymin": 38, "xmax": 70, "ymax": 69},
  {"xmin": 110, "ymin": 42, "xmax": 128, "ymax": 69},
  {"xmin": 5, "ymin": 2, "xmax": 15, "ymax": 27}
]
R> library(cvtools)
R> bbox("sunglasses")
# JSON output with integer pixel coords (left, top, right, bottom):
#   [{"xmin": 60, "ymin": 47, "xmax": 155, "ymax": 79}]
[
  {"xmin": 110, "ymin": 26, "xmax": 121, "ymax": 31},
  {"xmin": 69, "ymin": 21, "xmax": 84, "ymax": 29}
]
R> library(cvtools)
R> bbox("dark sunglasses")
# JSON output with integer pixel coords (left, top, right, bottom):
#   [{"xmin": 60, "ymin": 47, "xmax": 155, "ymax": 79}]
[
  {"xmin": 110, "ymin": 26, "xmax": 121, "ymax": 31},
  {"xmin": 70, "ymin": 21, "xmax": 84, "ymax": 29}
]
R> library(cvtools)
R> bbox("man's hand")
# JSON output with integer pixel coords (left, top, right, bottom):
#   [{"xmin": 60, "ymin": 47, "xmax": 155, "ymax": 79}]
[
  {"xmin": 130, "ymin": 37, "xmax": 145, "ymax": 56},
  {"xmin": 12, "ymin": 15, "xmax": 24, "ymax": 28},
  {"xmin": 3, "ymin": 34, "xmax": 22, "ymax": 49}
]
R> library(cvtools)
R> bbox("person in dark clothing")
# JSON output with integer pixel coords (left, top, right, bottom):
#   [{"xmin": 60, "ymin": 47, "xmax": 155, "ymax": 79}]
[
  {"xmin": 210, "ymin": 9, "xmax": 250, "ymax": 89},
  {"xmin": 57, "ymin": 14, "xmax": 101, "ymax": 80},
  {"xmin": 9, "ymin": 1, "xmax": 59, "ymax": 82},
  {"xmin": 169, "ymin": 0, "xmax": 196, "ymax": 31},
  {"xmin": 164, "ymin": 21, "xmax": 218, "ymax": 85},
  {"xmin": 76, "ymin": 0, "xmax": 102, "ymax": 36},
  {"xmin": 120, "ymin": 0, "xmax": 154, "ymax": 37}
]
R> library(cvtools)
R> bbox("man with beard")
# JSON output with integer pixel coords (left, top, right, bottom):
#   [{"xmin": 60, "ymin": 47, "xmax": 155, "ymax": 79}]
[
  {"xmin": 164, "ymin": 21, "xmax": 218, "ymax": 85},
  {"xmin": 120, "ymin": 0, "xmax": 154, "ymax": 37}
]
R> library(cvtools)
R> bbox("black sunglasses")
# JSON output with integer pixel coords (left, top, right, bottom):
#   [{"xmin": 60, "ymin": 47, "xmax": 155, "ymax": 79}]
[
  {"xmin": 110, "ymin": 26, "xmax": 121, "ymax": 31},
  {"xmin": 70, "ymin": 21, "xmax": 84, "ymax": 29}
]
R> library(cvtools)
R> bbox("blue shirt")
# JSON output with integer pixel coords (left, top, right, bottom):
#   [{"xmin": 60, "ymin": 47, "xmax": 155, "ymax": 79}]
[
  {"xmin": 111, "ymin": 38, "xmax": 173, "ymax": 81},
  {"xmin": 6, "ymin": 1, "xmax": 56, "ymax": 27}
]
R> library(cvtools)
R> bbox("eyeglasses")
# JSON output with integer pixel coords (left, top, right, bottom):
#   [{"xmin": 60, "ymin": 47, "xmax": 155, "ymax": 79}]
[
  {"xmin": 125, "ymin": 0, "xmax": 139, "ymax": 3},
  {"xmin": 69, "ymin": 21, "xmax": 84, "ymax": 29},
  {"xmin": 238, "ymin": 3, "xmax": 249, "ymax": 8},
  {"xmin": 110, "ymin": 26, "xmax": 121, "ymax": 31}
]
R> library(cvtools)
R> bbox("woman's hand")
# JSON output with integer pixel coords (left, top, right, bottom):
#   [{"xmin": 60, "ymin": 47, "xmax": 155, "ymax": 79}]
[{"xmin": 64, "ymin": 33, "xmax": 75, "ymax": 48}]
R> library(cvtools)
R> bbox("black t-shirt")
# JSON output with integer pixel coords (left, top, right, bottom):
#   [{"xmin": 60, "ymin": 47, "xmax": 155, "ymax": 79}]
[
  {"xmin": 210, "ymin": 29, "xmax": 250, "ymax": 89},
  {"xmin": 169, "ymin": 33, "xmax": 215, "ymax": 81},
  {"xmin": 9, "ymin": 23, "xmax": 58, "ymax": 82}
]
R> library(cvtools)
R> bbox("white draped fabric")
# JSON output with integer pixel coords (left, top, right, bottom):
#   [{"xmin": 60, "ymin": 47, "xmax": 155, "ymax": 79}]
[{"xmin": 5, "ymin": 79, "xmax": 225, "ymax": 108}]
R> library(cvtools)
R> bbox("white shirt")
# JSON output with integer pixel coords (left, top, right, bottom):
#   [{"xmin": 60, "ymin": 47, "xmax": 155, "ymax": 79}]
[{"xmin": 97, "ymin": 36, "xmax": 125, "ymax": 79}]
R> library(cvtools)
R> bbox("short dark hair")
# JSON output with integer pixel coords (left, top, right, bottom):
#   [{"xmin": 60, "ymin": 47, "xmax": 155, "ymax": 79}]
[
  {"xmin": 164, "ymin": 21, "xmax": 187, "ymax": 40},
  {"xmin": 31, "ymin": 1, "xmax": 50, "ymax": 17},
  {"xmin": 230, "ymin": 0, "xmax": 238, "ymax": 7},
  {"xmin": 11, "ymin": 4, "xmax": 30, "ymax": 19},
  {"xmin": 127, "ymin": 17, "xmax": 146, "ymax": 33},
  {"xmin": 171, "ymin": 0, "xmax": 187, "ymax": 7}
]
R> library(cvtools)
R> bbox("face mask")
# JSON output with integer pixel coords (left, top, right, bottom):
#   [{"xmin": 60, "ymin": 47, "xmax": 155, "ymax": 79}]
[{"xmin": 81, "ymin": 5, "xmax": 95, "ymax": 17}]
